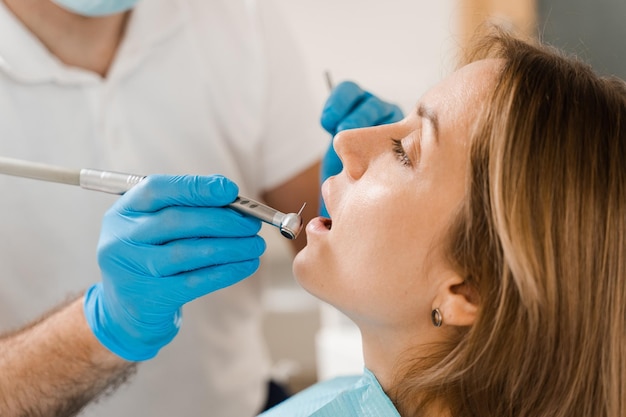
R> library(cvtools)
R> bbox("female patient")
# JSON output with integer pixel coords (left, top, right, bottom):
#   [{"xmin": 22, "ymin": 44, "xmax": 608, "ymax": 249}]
[{"xmin": 262, "ymin": 29, "xmax": 626, "ymax": 416}]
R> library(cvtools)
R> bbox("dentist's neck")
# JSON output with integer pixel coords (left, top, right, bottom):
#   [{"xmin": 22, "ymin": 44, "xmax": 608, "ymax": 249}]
[{"xmin": 3, "ymin": 0, "xmax": 129, "ymax": 77}]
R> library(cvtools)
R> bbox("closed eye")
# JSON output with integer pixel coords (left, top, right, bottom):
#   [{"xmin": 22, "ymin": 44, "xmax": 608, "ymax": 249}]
[{"xmin": 391, "ymin": 138, "xmax": 412, "ymax": 167}]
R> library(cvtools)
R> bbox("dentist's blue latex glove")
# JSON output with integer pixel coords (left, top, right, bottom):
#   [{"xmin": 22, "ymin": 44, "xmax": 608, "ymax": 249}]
[
  {"xmin": 319, "ymin": 81, "xmax": 404, "ymax": 216},
  {"xmin": 84, "ymin": 174, "xmax": 266, "ymax": 361}
]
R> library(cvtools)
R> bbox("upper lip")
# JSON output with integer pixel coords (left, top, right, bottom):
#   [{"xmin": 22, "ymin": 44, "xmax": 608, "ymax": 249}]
[{"xmin": 321, "ymin": 178, "xmax": 334, "ymax": 218}]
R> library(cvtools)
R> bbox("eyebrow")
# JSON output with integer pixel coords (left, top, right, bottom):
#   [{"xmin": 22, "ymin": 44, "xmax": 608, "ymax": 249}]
[{"xmin": 417, "ymin": 104, "xmax": 439, "ymax": 143}]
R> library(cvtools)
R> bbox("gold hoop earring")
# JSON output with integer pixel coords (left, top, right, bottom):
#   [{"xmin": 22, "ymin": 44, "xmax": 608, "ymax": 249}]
[{"xmin": 431, "ymin": 308, "xmax": 443, "ymax": 327}]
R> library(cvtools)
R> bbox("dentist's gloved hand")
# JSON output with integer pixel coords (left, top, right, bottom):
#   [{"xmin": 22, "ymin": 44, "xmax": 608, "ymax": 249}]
[
  {"xmin": 84, "ymin": 174, "xmax": 266, "ymax": 362},
  {"xmin": 319, "ymin": 81, "xmax": 404, "ymax": 216}
]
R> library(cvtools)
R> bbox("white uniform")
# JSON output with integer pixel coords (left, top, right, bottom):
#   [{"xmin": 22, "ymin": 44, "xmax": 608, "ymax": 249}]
[{"xmin": 0, "ymin": 0, "xmax": 325, "ymax": 416}]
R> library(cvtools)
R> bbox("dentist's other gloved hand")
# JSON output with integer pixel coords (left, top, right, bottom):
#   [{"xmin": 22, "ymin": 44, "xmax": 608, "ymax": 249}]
[
  {"xmin": 319, "ymin": 81, "xmax": 404, "ymax": 215},
  {"xmin": 84, "ymin": 175, "xmax": 266, "ymax": 362}
]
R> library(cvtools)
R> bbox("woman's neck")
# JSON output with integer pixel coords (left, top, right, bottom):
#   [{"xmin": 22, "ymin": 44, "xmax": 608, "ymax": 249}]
[
  {"xmin": 360, "ymin": 323, "xmax": 451, "ymax": 417},
  {"xmin": 360, "ymin": 324, "xmax": 428, "ymax": 395},
  {"xmin": 3, "ymin": 0, "xmax": 130, "ymax": 77}
]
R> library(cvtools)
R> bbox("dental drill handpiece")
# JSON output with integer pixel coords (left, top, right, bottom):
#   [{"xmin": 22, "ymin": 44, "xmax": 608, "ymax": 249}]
[
  {"xmin": 227, "ymin": 196, "xmax": 305, "ymax": 240},
  {"xmin": 70, "ymin": 169, "xmax": 303, "ymax": 240},
  {"xmin": 78, "ymin": 169, "xmax": 305, "ymax": 240},
  {"xmin": 0, "ymin": 155, "xmax": 304, "ymax": 240}
]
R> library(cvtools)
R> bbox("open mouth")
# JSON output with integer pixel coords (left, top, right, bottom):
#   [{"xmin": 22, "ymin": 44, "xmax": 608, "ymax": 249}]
[{"xmin": 322, "ymin": 217, "xmax": 332, "ymax": 230}]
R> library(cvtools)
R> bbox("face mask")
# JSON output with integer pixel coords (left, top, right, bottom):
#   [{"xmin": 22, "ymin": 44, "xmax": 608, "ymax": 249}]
[{"xmin": 52, "ymin": 0, "xmax": 139, "ymax": 16}]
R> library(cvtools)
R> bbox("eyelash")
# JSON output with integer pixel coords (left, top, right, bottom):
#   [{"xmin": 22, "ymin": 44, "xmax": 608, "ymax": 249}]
[{"xmin": 391, "ymin": 138, "xmax": 412, "ymax": 167}]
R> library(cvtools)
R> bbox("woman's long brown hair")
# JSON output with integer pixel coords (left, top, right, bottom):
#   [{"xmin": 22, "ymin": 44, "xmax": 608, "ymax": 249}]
[{"xmin": 391, "ymin": 27, "xmax": 626, "ymax": 417}]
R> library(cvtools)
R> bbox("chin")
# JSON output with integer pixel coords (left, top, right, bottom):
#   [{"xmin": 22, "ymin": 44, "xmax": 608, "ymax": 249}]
[
  {"xmin": 291, "ymin": 247, "xmax": 309, "ymax": 283},
  {"xmin": 292, "ymin": 246, "xmax": 326, "ymax": 298}
]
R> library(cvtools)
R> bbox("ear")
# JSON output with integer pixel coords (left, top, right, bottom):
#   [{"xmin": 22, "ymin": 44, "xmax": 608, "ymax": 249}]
[{"xmin": 433, "ymin": 274, "xmax": 478, "ymax": 327}]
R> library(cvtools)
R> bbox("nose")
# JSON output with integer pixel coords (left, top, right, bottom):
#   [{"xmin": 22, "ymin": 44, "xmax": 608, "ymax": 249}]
[
  {"xmin": 333, "ymin": 125, "xmax": 386, "ymax": 180},
  {"xmin": 333, "ymin": 128, "xmax": 368, "ymax": 180}
]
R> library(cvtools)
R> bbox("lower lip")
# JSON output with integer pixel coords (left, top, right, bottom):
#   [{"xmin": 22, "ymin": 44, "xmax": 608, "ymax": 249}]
[{"xmin": 306, "ymin": 216, "xmax": 331, "ymax": 236}]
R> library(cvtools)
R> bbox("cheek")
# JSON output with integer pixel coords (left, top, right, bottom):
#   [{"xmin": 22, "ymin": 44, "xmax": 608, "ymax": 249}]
[
  {"xmin": 294, "ymin": 223, "xmax": 432, "ymax": 325},
  {"xmin": 292, "ymin": 206, "xmax": 393, "ymax": 306},
  {"xmin": 294, "ymin": 196, "xmax": 429, "ymax": 310}
]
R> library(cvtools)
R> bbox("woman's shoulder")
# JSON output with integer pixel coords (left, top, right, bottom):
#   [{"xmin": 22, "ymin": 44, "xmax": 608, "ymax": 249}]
[{"xmin": 258, "ymin": 370, "xmax": 400, "ymax": 417}]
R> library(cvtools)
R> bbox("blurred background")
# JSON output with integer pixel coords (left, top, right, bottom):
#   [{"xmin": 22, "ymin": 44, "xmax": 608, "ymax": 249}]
[{"xmin": 260, "ymin": 0, "xmax": 626, "ymax": 393}]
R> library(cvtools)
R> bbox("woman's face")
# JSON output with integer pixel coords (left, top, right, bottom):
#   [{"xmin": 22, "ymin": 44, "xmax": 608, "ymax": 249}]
[{"xmin": 293, "ymin": 59, "xmax": 499, "ymax": 330}]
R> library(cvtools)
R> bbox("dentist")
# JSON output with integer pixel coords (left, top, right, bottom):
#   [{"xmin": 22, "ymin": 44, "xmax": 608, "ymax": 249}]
[{"xmin": 0, "ymin": 0, "xmax": 402, "ymax": 415}]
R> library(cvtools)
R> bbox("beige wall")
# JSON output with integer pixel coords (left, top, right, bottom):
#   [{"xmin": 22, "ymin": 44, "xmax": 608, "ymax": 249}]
[{"xmin": 459, "ymin": 0, "xmax": 537, "ymax": 46}]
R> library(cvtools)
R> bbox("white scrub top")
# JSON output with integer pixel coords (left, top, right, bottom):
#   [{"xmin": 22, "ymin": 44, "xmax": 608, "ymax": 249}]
[{"xmin": 0, "ymin": 0, "xmax": 326, "ymax": 416}]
